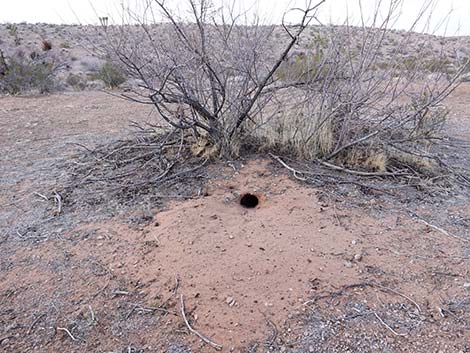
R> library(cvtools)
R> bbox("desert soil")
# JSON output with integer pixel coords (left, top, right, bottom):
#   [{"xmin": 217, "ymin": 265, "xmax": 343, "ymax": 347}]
[{"xmin": 1, "ymin": 88, "xmax": 470, "ymax": 353}]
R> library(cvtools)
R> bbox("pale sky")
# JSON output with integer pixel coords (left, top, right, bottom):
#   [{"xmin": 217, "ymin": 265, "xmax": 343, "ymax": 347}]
[{"xmin": 0, "ymin": 0, "xmax": 469, "ymax": 36}]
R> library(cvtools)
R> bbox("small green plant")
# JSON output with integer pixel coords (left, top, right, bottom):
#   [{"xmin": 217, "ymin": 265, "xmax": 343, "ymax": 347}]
[{"xmin": 97, "ymin": 61, "xmax": 126, "ymax": 88}]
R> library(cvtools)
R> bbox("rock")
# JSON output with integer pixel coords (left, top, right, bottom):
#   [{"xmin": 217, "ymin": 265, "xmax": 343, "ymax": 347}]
[
  {"xmin": 226, "ymin": 296, "xmax": 236, "ymax": 306},
  {"xmin": 464, "ymin": 283, "xmax": 470, "ymax": 289},
  {"xmin": 344, "ymin": 261, "xmax": 353, "ymax": 268},
  {"xmin": 354, "ymin": 253, "xmax": 363, "ymax": 262}
]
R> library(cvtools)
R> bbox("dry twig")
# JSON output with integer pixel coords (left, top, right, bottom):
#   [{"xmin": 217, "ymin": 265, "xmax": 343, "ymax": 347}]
[
  {"xmin": 57, "ymin": 327, "xmax": 78, "ymax": 341},
  {"xmin": 415, "ymin": 216, "xmax": 470, "ymax": 243},
  {"xmin": 27, "ymin": 313, "xmax": 46, "ymax": 335},
  {"xmin": 180, "ymin": 294, "xmax": 222, "ymax": 351},
  {"xmin": 372, "ymin": 312, "xmax": 406, "ymax": 336}
]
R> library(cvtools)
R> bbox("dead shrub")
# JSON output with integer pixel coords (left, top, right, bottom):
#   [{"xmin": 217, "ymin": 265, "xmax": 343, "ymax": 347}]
[{"xmin": 90, "ymin": 0, "xmax": 468, "ymax": 187}]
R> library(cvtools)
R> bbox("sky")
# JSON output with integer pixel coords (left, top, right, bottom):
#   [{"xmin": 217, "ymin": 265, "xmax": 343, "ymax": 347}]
[{"xmin": 0, "ymin": 0, "xmax": 469, "ymax": 36}]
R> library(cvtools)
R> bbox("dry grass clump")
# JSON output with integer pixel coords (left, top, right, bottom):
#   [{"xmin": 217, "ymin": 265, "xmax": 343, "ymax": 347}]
[
  {"xmin": 339, "ymin": 148, "xmax": 388, "ymax": 173},
  {"xmin": 244, "ymin": 21, "xmax": 463, "ymax": 179}
]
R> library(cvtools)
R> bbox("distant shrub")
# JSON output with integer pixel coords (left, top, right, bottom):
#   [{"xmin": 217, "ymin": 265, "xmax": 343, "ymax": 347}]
[
  {"xmin": 59, "ymin": 41, "xmax": 71, "ymax": 49},
  {"xmin": 97, "ymin": 61, "xmax": 126, "ymax": 88},
  {"xmin": 0, "ymin": 50, "xmax": 61, "ymax": 94},
  {"xmin": 42, "ymin": 40, "xmax": 52, "ymax": 51},
  {"xmin": 66, "ymin": 73, "xmax": 87, "ymax": 90},
  {"xmin": 80, "ymin": 57, "xmax": 101, "ymax": 72},
  {"xmin": 6, "ymin": 23, "xmax": 21, "ymax": 46}
]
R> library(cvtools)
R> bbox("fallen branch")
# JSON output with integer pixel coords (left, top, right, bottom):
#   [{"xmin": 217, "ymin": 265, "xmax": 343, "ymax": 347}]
[
  {"xmin": 372, "ymin": 311, "xmax": 406, "ymax": 336},
  {"xmin": 319, "ymin": 160, "xmax": 407, "ymax": 177},
  {"xmin": 159, "ymin": 276, "xmax": 180, "ymax": 309},
  {"xmin": 33, "ymin": 192, "xmax": 49, "ymax": 201},
  {"xmin": 57, "ymin": 327, "xmax": 78, "ymax": 341},
  {"xmin": 27, "ymin": 313, "xmax": 46, "ymax": 335},
  {"xmin": 415, "ymin": 216, "xmax": 470, "ymax": 243},
  {"xmin": 373, "ymin": 283, "xmax": 421, "ymax": 313},
  {"xmin": 180, "ymin": 294, "xmax": 222, "ymax": 351},
  {"xmin": 269, "ymin": 154, "xmax": 307, "ymax": 181},
  {"xmin": 300, "ymin": 282, "xmax": 421, "ymax": 313},
  {"xmin": 53, "ymin": 191, "xmax": 62, "ymax": 215}
]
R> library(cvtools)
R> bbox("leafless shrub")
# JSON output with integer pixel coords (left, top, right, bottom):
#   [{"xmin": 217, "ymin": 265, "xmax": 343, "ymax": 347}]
[
  {"xmin": 97, "ymin": 0, "xmax": 326, "ymax": 157},
  {"xmin": 94, "ymin": 0, "xmax": 468, "ymax": 182}
]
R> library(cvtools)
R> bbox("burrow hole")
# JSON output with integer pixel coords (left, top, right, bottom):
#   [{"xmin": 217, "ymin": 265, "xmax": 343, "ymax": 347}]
[{"xmin": 240, "ymin": 193, "xmax": 259, "ymax": 208}]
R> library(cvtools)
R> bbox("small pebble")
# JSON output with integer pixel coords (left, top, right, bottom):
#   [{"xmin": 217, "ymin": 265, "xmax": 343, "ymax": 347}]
[
  {"xmin": 354, "ymin": 253, "xmax": 363, "ymax": 261},
  {"xmin": 226, "ymin": 296, "xmax": 236, "ymax": 306}
]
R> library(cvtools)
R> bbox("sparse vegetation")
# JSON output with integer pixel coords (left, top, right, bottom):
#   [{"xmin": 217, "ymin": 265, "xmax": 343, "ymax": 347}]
[
  {"xmin": 97, "ymin": 61, "xmax": 126, "ymax": 88},
  {"xmin": 1, "ymin": 5, "xmax": 470, "ymax": 353},
  {"xmin": 65, "ymin": 73, "xmax": 87, "ymax": 90},
  {"xmin": 96, "ymin": 0, "xmax": 468, "ymax": 186},
  {"xmin": 0, "ymin": 49, "xmax": 62, "ymax": 94},
  {"xmin": 6, "ymin": 23, "xmax": 21, "ymax": 46}
]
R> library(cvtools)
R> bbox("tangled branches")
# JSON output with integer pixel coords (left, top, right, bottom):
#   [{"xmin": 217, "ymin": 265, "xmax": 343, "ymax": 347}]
[{"xmin": 62, "ymin": 128, "xmax": 211, "ymax": 212}]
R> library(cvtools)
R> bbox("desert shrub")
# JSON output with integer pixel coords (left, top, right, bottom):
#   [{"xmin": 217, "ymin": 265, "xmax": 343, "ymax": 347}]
[
  {"xmin": 0, "ymin": 50, "xmax": 62, "ymax": 94},
  {"xmin": 60, "ymin": 41, "xmax": 71, "ymax": 49},
  {"xmin": 66, "ymin": 73, "xmax": 87, "ymax": 90},
  {"xmin": 95, "ymin": 0, "xmax": 467, "ymax": 182},
  {"xmin": 7, "ymin": 24, "xmax": 21, "ymax": 46},
  {"xmin": 276, "ymin": 34, "xmax": 329, "ymax": 82},
  {"xmin": 97, "ymin": 62, "xmax": 126, "ymax": 88}
]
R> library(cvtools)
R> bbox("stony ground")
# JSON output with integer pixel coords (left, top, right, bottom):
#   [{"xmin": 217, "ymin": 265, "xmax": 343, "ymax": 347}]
[{"xmin": 0, "ymin": 87, "xmax": 469, "ymax": 352}]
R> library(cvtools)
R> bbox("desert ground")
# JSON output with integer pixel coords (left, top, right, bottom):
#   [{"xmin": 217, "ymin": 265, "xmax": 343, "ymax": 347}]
[{"xmin": 1, "ymin": 23, "xmax": 470, "ymax": 353}]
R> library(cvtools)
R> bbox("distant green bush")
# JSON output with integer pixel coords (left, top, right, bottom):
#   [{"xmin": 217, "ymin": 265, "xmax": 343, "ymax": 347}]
[
  {"xmin": 0, "ymin": 50, "xmax": 60, "ymax": 94},
  {"xmin": 97, "ymin": 61, "xmax": 126, "ymax": 88},
  {"xmin": 66, "ymin": 73, "xmax": 87, "ymax": 90}
]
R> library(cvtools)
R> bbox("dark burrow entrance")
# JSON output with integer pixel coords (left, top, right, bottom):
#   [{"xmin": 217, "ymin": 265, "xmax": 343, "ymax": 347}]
[{"xmin": 240, "ymin": 193, "xmax": 259, "ymax": 208}]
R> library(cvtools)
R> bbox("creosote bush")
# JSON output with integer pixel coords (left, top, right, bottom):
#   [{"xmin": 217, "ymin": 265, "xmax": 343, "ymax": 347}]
[
  {"xmin": 0, "ymin": 49, "xmax": 62, "ymax": 94},
  {"xmin": 97, "ymin": 61, "xmax": 126, "ymax": 88}
]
